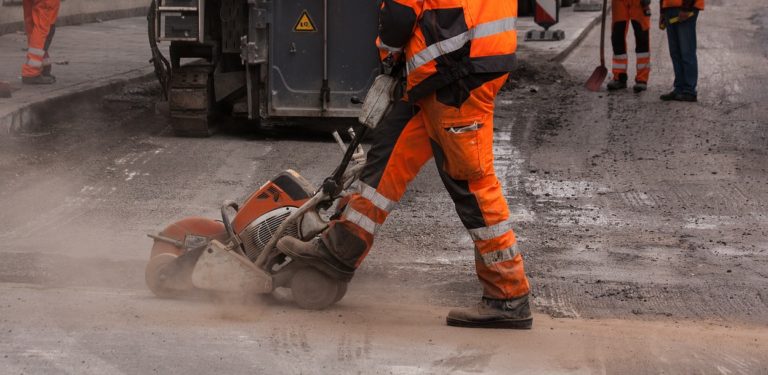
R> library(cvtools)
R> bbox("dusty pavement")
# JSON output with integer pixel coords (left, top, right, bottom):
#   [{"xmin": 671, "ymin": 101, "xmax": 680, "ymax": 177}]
[{"xmin": 1, "ymin": 0, "xmax": 767, "ymax": 374}]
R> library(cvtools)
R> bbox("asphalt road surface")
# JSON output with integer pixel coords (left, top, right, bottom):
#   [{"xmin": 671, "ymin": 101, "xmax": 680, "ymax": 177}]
[{"xmin": 1, "ymin": 0, "xmax": 766, "ymax": 373}]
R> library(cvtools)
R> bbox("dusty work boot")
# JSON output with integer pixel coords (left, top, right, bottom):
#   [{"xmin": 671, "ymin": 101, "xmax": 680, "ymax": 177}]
[
  {"xmin": 660, "ymin": 91, "xmax": 678, "ymax": 101},
  {"xmin": 42, "ymin": 64, "xmax": 55, "ymax": 79},
  {"xmin": 446, "ymin": 295, "xmax": 533, "ymax": 329},
  {"xmin": 607, "ymin": 79, "xmax": 627, "ymax": 91},
  {"xmin": 633, "ymin": 82, "xmax": 647, "ymax": 93},
  {"xmin": 22, "ymin": 75, "xmax": 56, "ymax": 85},
  {"xmin": 674, "ymin": 92, "xmax": 698, "ymax": 102},
  {"xmin": 277, "ymin": 236, "xmax": 355, "ymax": 281}
]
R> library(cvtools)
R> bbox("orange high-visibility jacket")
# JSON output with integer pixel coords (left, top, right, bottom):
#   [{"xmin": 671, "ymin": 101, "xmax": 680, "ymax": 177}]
[
  {"xmin": 661, "ymin": 0, "xmax": 705, "ymax": 10},
  {"xmin": 376, "ymin": 0, "xmax": 518, "ymax": 101}
]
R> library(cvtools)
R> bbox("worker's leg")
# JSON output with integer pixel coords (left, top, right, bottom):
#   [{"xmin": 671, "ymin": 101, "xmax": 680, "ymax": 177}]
[
  {"xmin": 675, "ymin": 10, "xmax": 699, "ymax": 95},
  {"xmin": 610, "ymin": 0, "xmax": 630, "ymax": 84},
  {"xmin": 22, "ymin": 0, "xmax": 59, "ymax": 79},
  {"xmin": 321, "ymin": 101, "xmax": 434, "ymax": 269},
  {"xmin": 23, "ymin": 0, "xmax": 34, "ymax": 37},
  {"xmin": 664, "ymin": 8, "xmax": 685, "ymax": 94},
  {"xmin": 423, "ymin": 73, "xmax": 530, "ymax": 300},
  {"xmin": 630, "ymin": 3, "xmax": 651, "ymax": 84}
]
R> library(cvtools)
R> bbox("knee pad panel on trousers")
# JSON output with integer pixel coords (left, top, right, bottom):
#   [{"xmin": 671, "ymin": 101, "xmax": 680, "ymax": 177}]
[
  {"xmin": 631, "ymin": 20, "xmax": 650, "ymax": 53},
  {"xmin": 429, "ymin": 139, "xmax": 486, "ymax": 229},
  {"xmin": 611, "ymin": 21, "xmax": 628, "ymax": 55}
]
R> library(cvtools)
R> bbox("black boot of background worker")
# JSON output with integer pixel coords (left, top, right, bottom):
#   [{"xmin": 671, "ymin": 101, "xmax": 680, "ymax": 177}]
[
  {"xmin": 447, "ymin": 295, "xmax": 533, "ymax": 329},
  {"xmin": 660, "ymin": 91, "xmax": 697, "ymax": 102},
  {"xmin": 277, "ymin": 236, "xmax": 355, "ymax": 282},
  {"xmin": 607, "ymin": 74, "xmax": 628, "ymax": 91},
  {"xmin": 22, "ymin": 75, "xmax": 55, "ymax": 85}
]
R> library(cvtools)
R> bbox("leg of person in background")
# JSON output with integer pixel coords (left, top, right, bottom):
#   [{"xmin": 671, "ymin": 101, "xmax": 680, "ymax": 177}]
[
  {"xmin": 42, "ymin": 23, "xmax": 56, "ymax": 78},
  {"xmin": 674, "ymin": 10, "xmax": 698, "ymax": 101},
  {"xmin": 661, "ymin": 8, "xmax": 682, "ymax": 100},
  {"xmin": 608, "ymin": 0, "xmax": 629, "ymax": 90},
  {"xmin": 631, "ymin": 2, "xmax": 651, "ymax": 93},
  {"xmin": 22, "ymin": 0, "xmax": 60, "ymax": 85}
]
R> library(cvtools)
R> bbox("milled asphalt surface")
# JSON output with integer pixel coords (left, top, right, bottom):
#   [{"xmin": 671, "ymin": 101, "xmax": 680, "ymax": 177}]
[{"xmin": 1, "ymin": 1, "xmax": 767, "ymax": 373}]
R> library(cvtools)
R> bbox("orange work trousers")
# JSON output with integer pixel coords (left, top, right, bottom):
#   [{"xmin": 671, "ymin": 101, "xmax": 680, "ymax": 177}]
[
  {"xmin": 322, "ymin": 73, "xmax": 530, "ymax": 300},
  {"xmin": 611, "ymin": 0, "xmax": 651, "ymax": 83},
  {"xmin": 22, "ymin": 0, "xmax": 60, "ymax": 78}
]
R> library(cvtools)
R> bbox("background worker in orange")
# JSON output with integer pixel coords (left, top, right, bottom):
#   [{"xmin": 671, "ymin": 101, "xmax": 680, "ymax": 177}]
[
  {"xmin": 279, "ymin": 0, "xmax": 533, "ymax": 329},
  {"xmin": 22, "ymin": 0, "xmax": 60, "ymax": 85},
  {"xmin": 607, "ymin": 0, "xmax": 652, "ymax": 92}
]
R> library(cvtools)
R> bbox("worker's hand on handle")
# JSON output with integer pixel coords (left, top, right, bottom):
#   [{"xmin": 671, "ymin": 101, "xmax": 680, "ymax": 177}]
[{"xmin": 676, "ymin": 11, "xmax": 693, "ymax": 22}]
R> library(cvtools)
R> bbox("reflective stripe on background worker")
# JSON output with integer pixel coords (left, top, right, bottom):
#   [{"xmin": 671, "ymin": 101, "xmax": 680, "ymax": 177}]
[
  {"xmin": 608, "ymin": 0, "xmax": 652, "ymax": 92},
  {"xmin": 659, "ymin": 0, "xmax": 704, "ymax": 102},
  {"xmin": 278, "ymin": 0, "xmax": 534, "ymax": 329},
  {"xmin": 22, "ymin": 0, "xmax": 60, "ymax": 85}
]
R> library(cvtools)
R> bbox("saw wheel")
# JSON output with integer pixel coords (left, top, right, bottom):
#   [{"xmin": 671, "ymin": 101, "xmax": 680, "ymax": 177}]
[
  {"xmin": 145, "ymin": 253, "xmax": 184, "ymax": 298},
  {"xmin": 290, "ymin": 267, "xmax": 341, "ymax": 310}
]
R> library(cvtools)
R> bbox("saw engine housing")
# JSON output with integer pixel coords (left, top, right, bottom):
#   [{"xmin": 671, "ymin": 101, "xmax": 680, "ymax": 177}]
[{"xmin": 232, "ymin": 170, "xmax": 319, "ymax": 262}]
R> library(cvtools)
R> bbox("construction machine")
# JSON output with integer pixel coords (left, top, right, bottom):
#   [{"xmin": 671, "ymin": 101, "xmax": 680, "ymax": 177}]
[{"xmin": 148, "ymin": 0, "xmax": 380, "ymax": 136}]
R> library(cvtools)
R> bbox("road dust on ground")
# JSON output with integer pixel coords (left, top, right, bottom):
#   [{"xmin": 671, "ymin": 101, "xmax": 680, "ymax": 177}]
[{"xmin": 1, "ymin": 1, "xmax": 767, "ymax": 373}]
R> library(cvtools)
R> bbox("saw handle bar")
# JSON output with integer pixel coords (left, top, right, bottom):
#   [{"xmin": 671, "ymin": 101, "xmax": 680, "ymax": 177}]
[
  {"xmin": 221, "ymin": 200, "xmax": 240, "ymax": 241},
  {"xmin": 323, "ymin": 125, "xmax": 370, "ymax": 197}
]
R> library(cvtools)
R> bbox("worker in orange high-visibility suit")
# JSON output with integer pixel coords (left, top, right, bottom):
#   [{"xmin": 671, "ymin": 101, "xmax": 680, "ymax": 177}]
[
  {"xmin": 279, "ymin": 0, "xmax": 532, "ymax": 329},
  {"xmin": 22, "ymin": 0, "xmax": 60, "ymax": 85},
  {"xmin": 607, "ymin": 0, "xmax": 652, "ymax": 92}
]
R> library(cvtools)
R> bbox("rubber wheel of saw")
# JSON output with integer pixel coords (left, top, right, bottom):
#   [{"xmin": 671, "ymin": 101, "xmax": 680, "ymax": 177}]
[
  {"xmin": 334, "ymin": 282, "xmax": 348, "ymax": 303},
  {"xmin": 290, "ymin": 268, "xmax": 340, "ymax": 310},
  {"xmin": 145, "ymin": 253, "xmax": 181, "ymax": 298}
]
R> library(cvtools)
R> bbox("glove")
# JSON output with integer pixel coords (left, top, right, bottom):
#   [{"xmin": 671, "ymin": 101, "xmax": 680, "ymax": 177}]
[
  {"xmin": 659, "ymin": 15, "xmax": 666, "ymax": 30},
  {"xmin": 676, "ymin": 11, "xmax": 693, "ymax": 22}
]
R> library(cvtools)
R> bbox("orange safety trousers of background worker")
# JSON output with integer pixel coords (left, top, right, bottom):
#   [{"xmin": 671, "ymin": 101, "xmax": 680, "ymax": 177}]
[
  {"xmin": 611, "ymin": 0, "xmax": 651, "ymax": 83},
  {"xmin": 321, "ymin": 73, "xmax": 530, "ymax": 300},
  {"xmin": 22, "ymin": 0, "xmax": 60, "ymax": 78}
]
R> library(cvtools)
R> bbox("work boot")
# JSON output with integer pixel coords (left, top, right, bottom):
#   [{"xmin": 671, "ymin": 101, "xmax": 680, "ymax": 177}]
[
  {"xmin": 633, "ymin": 82, "xmax": 647, "ymax": 93},
  {"xmin": 674, "ymin": 93, "xmax": 697, "ymax": 102},
  {"xmin": 277, "ymin": 236, "xmax": 355, "ymax": 281},
  {"xmin": 42, "ymin": 64, "xmax": 54, "ymax": 78},
  {"xmin": 606, "ymin": 79, "xmax": 627, "ymax": 91},
  {"xmin": 446, "ymin": 295, "xmax": 533, "ymax": 329},
  {"xmin": 660, "ymin": 91, "xmax": 677, "ymax": 101},
  {"xmin": 22, "ymin": 75, "xmax": 56, "ymax": 85}
]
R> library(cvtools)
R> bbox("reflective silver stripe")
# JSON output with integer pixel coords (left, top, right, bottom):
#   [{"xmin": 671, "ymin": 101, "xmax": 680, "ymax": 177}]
[
  {"xmin": 26, "ymin": 59, "xmax": 43, "ymax": 67},
  {"xmin": 636, "ymin": 52, "xmax": 651, "ymax": 58},
  {"xmin": 637, "ymin": 63, "xmax": 651, "ymax": 69},
  {"xmin": 377, "ymin": 39, "xmax": 403, "ymax": 53},
  {"xmin": 407, "ymin": 17, "xmax": 517, "ymax": 72},
  {"xmin": 27, "ymin": 47, "xmax": 45, "ymax": 57},
  {"xmin": 468, "ymin": 219, "xmax": 513, "ymax": 241},
  {"xmin": 613, "ymin": 63, "xmax": 627, "ymax": 69},
  {"xmin": 613, "ymin": 54, "xmax": 628, "ymax": 60},
  {"xmin": 343, "ymin": 206, "xmax": 378, "ymax": 235},
  {"xmin": 480, "ymin": 245, "xmax": 519, "ymax": 266},
  {"xmin": 356, "ymin": 181, "xmax": 397, "ymax": 213}
]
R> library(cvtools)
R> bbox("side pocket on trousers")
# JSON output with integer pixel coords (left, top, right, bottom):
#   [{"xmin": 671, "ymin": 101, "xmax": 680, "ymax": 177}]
[{"xmin": 438, "ymin": 116, "xmax": 488, "ymax": 181}]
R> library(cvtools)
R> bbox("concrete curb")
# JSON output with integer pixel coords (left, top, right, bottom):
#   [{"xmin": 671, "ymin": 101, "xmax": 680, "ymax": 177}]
[
  {"xmin": 0, "ymin": 67, "xmax": 156, "ymax": 136},
  {"xmin": 0, "ymin": 7, "xmax": 148, "ymax": 36},
  {"xmin": 552, "ymin": 11, "xmax": 604, "ymax": 62}
]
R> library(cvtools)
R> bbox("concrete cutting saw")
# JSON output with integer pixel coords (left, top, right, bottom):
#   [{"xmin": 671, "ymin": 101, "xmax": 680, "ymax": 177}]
[{"xmin": 144, "ymin": 73, "xmax": 399, "ymax": 310}]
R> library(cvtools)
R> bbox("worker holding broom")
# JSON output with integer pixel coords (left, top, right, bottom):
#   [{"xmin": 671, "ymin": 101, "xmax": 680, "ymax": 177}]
[{"xmin": 607, "ymin": 0, "xmax": 652, "ymax": 92}]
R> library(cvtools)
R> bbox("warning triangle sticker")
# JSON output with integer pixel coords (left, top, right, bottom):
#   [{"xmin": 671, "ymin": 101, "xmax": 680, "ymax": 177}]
[{"xmin": 293, "ymin": 10, "xmax": 317, "ymax": 32}]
